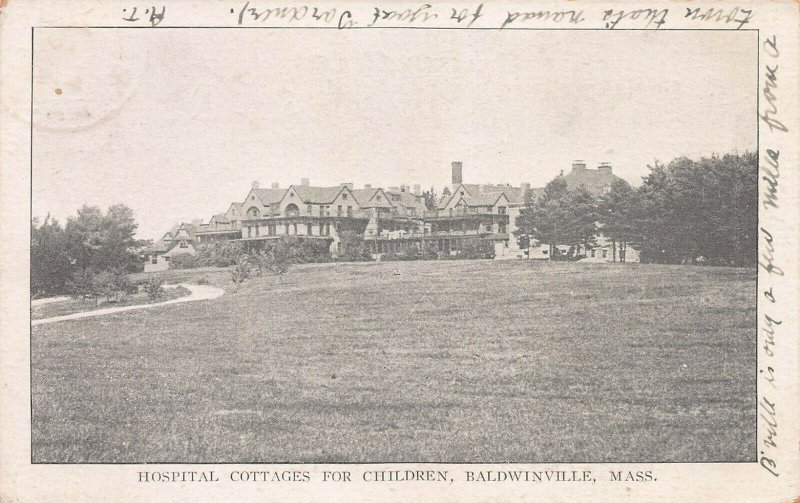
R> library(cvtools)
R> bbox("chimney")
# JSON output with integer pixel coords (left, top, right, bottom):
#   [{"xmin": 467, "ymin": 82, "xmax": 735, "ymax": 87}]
[
  {"xmin": 271, "ymin": 182, "xmax": 280, "ymax": 189},
  {"xmin": 341, "ymin": 182, "xmax": 354, "ymax": 189},
  {"xmin": 413, "ymin": 184, "xmax": 421, "ymax": 195},
  {"xmin": 451, "ymin": 161, "xmax": 463, "ymax": 184},
  {"xmin": 301, "ymin": 177, "xmax": 310, "ymax": 186},
  {"xmin": 571, "ymin": 160, "xmax": 587, "ymax": 172},
  {"xmin": 400, "ymin": 185, "xmax": 408, "ymax": 193},
  {"xmin": 598, "ymin": 162, "xmax": 613, "ymax": 174},
  {"xmin": 364, "ymin": 183, "xmax": 372, "ymax": 189},
  {"xmin": 252, "ymin": 180, "xmax": 260, "ymax": 189},
  {"xmin": 522, "ymin": 182, "xmax": 532, "ymax": 202}
]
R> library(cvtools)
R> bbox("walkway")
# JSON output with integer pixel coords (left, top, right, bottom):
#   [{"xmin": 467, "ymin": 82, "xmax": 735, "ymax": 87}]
[{"xmin": 32, "ymin": 283, "xmax": 225, "ymax": 327}]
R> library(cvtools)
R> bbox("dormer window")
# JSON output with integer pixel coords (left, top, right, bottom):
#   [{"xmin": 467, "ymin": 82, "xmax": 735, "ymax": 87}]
[{"xmin": 342, "ymin": 193, "xmax": 348, "ymax": 200}]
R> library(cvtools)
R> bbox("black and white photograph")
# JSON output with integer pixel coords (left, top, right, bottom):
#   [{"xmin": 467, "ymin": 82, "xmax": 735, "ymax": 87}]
[
  {"xmin": 28, "ymin": 25, "xmax": 760, "ymax": 464},
  {"xmin": 2, "ymin": 1, "xmax": 799, "ymax": 501}
]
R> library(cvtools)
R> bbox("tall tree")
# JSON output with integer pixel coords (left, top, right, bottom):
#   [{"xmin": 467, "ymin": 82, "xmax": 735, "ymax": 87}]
[{"xmin": 31, "ymin": 215, "xmax": 71, "ymax": 297}]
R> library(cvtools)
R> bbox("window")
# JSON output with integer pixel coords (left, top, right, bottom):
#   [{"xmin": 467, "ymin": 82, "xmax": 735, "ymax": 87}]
[
  {"xmin": 347, "ymin": 206, "xmax": 352, "ymax": 217},
  {"xmin": 179, "ymin": 240, "xmax": 188, "ymax": 248},
  {"xmin": 337, "ymin": 205, "xmax": 342, "ymax": 216},
  {"xmin": 319, "ymin": 206, "xmax": 325, "ymax": 217},
  {"xmin": 151, "ymin": 257, "xmax": 158, "ymax": 264},
  {"xmin": 591, "ymin": 250, "xmax": 596, "ymax": 258},
  {"xmin": 293, "ymin": 223, "xmax": 298, "ymax": 235},
  {"xmin": 342, "ymin": 193, "xmax": 348, "ymax": 200},
  {"xmin": 307, "ymin": 204, "xmax": 312, "ymax": 215},
  {"xmin": 307, "ymin": 223, "xmax": 313, "ymax": 235},
  {"xmin": 498, "ymin": 206, "xmax": 506, "ymax": 215},
  {"xmin": 164, "ymin": 256, "xmax": 170, "ymax": 262},
  {"xmin": 602, "ymin": 249, "xmax": 608, "ymax": 258},
  {"xmin": 254, "ymin": 225, "xmax": 260, "ymax": 237}
]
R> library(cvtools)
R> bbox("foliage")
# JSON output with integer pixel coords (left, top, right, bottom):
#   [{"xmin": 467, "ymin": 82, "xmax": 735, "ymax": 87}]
[
  {"xmin": 230, "ymin": 256, "xmax": 252, "ymax": 289},
  {"xmin": 252, "ymin": 240, "xmax": 293, "ymax": 276},
  {"xmin": 65, "ymin": 204, "xmax": 141, "ymax": 273},
  {"xmin": 31, "ymin": 215, "xmax": 71, "ymax": 298},
  {"xmin": 167, "ymin": 253, "xmax": 201, "ymax": 269},
  {"xmin": 168, "ymin": 241, "xmax": 246, "ymax": 270},
  {"xmin": 31, "ymin": 204, "xmax": 144, "ymax": 297},
  {"xmin": 336, "ymin": 231, "xmax": 373, "ymax": 262},
  {"xmin": 634, "ymin": 152, "xmax": 757, "ymax": 265},
  {"xmin": 515, "ymin": 177, "xmax": 598, "ymax": 258},
  {"xmin": 142, "ymin": 278, "xmax": 166, "ymax": 302}
]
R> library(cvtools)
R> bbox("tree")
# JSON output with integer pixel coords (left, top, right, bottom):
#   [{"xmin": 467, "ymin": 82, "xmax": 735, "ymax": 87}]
[
  {"xmin": 599, "ymin": 179, "xmax": 642, "ymax": 262},
  {"xmin": 65, "ymin": 204, "xmax": 140, "ymax": 273},
  {"xmin": 31, "ymin": 215, "xmax": 71, "ymax": 297},
  {"xmin": 634, "ymin": 152, "xmax": 757, "ymax": 266},
  {"xmin": 515, "ymin": 177, "xmax": 597, "ymax": 258}
]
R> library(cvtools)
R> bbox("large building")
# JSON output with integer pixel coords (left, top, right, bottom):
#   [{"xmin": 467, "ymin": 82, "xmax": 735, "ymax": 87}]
[{"xmin": 144, "ymin": 161, "xmax": 639, "ymax": 269}]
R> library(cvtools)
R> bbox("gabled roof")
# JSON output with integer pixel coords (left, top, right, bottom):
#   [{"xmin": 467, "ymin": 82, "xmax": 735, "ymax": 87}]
[
  {"xmin": 227, "ymin": 202, "xmax": 244, "ymax": 217},
  {"xmin": 360, "ymin": 188, "xmax": 394, "ymax": 208},
  {"xmin": 291, "ymin": 185, "xmax": 344, "ymax": 204},
  {"xmin": 249, "ymin": 188, "xmax": 288, "ymax": 206},
  {"xmin": 351, "ymin": 187, "xmax": 381, "ymax": 207},
  {"xmin": 459, "ymin": 191, "xmax": 509, "ymax": 207},
  {"xmin": 386, "ymin": 190, "xmax": 426, "ymax": 210},
  {"xmin": 210, "ymin": 213, "xmax": 229, "ymax": 224}
]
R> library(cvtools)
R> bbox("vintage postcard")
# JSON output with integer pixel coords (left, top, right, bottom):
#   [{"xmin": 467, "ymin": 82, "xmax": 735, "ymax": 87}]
[{"xmin": 1, "ymin": 0, "xmax": 798, "ymax": 501}]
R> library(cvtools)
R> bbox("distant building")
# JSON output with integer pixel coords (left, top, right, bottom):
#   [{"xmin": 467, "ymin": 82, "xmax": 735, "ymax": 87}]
[
  {"xmin": 145, "ymin": 160, "xmax": 640, "ymax": 269},
  {"xmin": 144, "ymin": 223, "xmax": 198, "ymax": 272}
]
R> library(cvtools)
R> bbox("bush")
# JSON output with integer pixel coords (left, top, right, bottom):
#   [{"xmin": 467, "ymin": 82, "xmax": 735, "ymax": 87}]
[
  {"xmin": 168, "ymin": 253, "xmax": 201, "ymax": 269},
  {"xmin": 230, "ymin": 256, "xmax": 252, "ymax": 289},
  {"xmin": 143, "ymin": 278, "xmax": 166, "ymax": 301},
  {"xmin": 66, "ymin": 268, "xmax": 134, "ymax": 300},
  {"xmin": 66, "ymin": 269, "xmax": 96, "ymax": 298}
]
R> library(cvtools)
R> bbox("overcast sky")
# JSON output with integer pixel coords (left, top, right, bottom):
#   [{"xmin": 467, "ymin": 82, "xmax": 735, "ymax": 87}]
[{"xmin": 32, "ymin": 28, "xmax": 756, "ymax": 240}]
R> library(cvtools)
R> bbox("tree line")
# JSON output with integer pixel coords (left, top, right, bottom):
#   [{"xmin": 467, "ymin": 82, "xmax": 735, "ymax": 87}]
[
  {"xmin": 31, "ymin": 204, "xmax": 148, "ymax": 298},
  {"xmin": 515, "ymin": 152, "xmax": 757, "ymax": 266}
]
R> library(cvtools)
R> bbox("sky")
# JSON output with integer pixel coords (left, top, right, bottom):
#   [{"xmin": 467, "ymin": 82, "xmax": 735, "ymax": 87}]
[{"xmin": 32, "ymin": 28, "xmax": 757, "ymax": 240}]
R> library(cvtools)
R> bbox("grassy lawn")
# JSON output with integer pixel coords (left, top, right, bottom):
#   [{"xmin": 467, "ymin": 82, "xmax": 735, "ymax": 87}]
[
  {"xmin": 31, "ymin": 286, "xmax": 191, "ymax": 321},
  {"xmin": 31, "ymin": 260, "xmax": 756, "ymax": 463}
]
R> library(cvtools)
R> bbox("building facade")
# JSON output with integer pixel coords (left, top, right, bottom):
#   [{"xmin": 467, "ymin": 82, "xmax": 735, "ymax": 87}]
[{"xmin": 146, "ymin": 161, "xmax": 640, "ymax": 267}]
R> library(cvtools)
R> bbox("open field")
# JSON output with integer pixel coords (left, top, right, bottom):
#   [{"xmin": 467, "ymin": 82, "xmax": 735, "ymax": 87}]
[{"xmin": 31, "ymin": 260, "xmax": 756, "ymax": 463}]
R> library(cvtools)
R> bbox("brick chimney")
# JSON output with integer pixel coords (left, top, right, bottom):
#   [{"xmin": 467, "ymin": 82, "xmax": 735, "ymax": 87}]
[
  {"xmin": 451, "ymin": 161, "xmax": 463, "ymax": 184},
  {"xmin": 301, "ymin": 177, "xmax": 310, "ymax": 186},
  {"xmin": 252, "ymin": 180, "xmax": 260, "ymax": 189},
  {"xmin": 271, "ymin": 182, "xmax": 280, "ymax": 189},
  {"xmin": 572, "ymin": 160, "xmax": 587, "ymax": 172},
  {"xmin": 364, "ymin": 183, "xmax": 372, "ymax": 189},
  {"xmin": 598, "ymin": 162, "xmax": 613, "ymax": 174},
  {"xmin": 413, "ymin": 184, "xmax": 421, "ymax": 195}
]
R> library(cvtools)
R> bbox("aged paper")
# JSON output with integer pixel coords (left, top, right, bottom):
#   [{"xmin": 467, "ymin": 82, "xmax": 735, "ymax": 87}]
[{"xmin": 1, "ymin": 0, "xmax": 798, "ymax": 501}]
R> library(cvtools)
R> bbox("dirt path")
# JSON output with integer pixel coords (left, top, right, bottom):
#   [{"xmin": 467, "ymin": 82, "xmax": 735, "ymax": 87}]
[{"xmin": 31, "ymin": 284, "xmax": 225, "ymax": 327}]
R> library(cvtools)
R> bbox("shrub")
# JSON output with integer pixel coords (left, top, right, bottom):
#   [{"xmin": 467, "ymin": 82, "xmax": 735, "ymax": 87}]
[
  {"xmin": 168, "ymin": 253, "xmax": 201, "ymax": 269},
  {"xmin": 143, "ymin": 278, "xmax": 166, "ymax": 302},
  {"xmin": 197, "ymin": 241, "xmax": 246, "ymax": 267},
  {"xmin": 66, "ymin": 269, "xmax": 96, "ymax": 298},
  {"xmin": 230, "ymin": 256, "xmax": 252, "ymax": 289}
]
